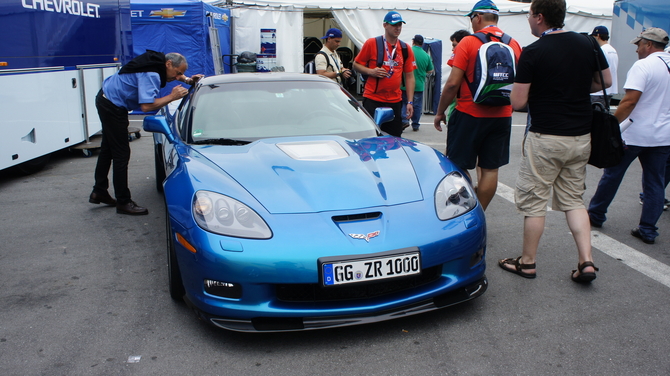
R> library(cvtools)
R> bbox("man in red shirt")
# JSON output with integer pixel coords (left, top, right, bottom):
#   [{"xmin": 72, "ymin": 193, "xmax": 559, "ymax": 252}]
[
  {"xmin": 354, "ymin": 11, "xmax": 416, "ymax": 137},
  {"xmin": 433, "ymin": 0, "xmax": 522, "ymax": 211}
]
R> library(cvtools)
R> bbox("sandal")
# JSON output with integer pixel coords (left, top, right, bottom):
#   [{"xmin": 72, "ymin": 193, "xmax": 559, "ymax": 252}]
[
  {"xmin": 498, "ymin": 256, "xmax": 536, "ymax": 279},
  {"xmin": 571, "ymin": 261, "xmax": 599, "ymax": 284}
]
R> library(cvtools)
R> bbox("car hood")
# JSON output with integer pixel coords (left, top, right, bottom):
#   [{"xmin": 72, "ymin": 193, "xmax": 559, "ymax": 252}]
[{"xmin": 194, "ymin": 136, "xmax": 424, "ymax": 214}]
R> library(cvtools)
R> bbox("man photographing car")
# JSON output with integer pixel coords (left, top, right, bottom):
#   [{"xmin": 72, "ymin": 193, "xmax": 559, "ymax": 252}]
[{"xmin": 89, "ymin": 50, "xmax": 203, "ymax": 215}]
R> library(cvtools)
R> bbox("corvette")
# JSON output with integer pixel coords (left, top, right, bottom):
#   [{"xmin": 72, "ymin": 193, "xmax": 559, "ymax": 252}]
[{"xmin": 143, "ymin": 73, "xmax": 487, "ymax": 332}]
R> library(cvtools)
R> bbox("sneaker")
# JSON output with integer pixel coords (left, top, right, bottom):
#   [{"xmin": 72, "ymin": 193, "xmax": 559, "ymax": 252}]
[{"xmin": 631, "ymin": 227, "xmax": 655, "ymax": 244}]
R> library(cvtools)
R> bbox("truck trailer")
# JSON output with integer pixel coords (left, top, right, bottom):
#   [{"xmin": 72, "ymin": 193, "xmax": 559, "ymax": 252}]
[
  {"xmin": 0, "ymin": 0, "xmax": 132, "ymax": 173},
  {"xmin": 611, "ymin": 0, "xmax": 670, "ymax": 96}
]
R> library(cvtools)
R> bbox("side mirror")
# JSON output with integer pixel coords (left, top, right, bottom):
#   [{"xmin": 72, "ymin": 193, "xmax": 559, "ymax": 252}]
[
  {"xmin": 373, "ymin": 107, "xmax": 395, "ymax": 126},
  {"xmin": 143, "ymin": 116, "xmax": 176, "ymax": 144}
]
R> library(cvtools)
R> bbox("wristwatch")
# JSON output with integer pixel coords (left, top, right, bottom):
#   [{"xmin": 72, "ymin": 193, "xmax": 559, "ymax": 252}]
[{"xmin": 407, "ymin": 102, "xmax": 413, "ymax": 105}]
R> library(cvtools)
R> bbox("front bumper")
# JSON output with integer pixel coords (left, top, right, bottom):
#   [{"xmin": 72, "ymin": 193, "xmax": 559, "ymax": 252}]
[{"xmin": 184, "ymin": 276, "xmax": 487, "ymax": 332}]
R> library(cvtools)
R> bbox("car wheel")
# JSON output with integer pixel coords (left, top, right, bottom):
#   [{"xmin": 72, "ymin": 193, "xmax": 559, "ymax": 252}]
[
  {"xmin": 154, "ymin": 143, "xmax": 166, "ymax": 193},
  {"xmin": 166, "ymin": 207, "xmax": 185, "ymax": 301}
]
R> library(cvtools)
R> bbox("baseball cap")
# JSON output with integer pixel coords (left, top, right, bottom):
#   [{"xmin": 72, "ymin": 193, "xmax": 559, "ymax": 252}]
[
  {"xmin": 412, "ymin": 35, "xmax": 424, "ymax": 44},
  {"xmin": 321, "ymin": 28, "xmax": 343, "ymax": 39},
  {"xmin": 383, "ymin": 11, "xmax": 405, "ymax": 25},
  {"xmin": 465, "ymin": 0, "xmax": 499, "ymax": 17},
  {"xmin": 630, "ymin": 27, "xmax": 670, "ymax": 46},
  {"xmin": 590, "ymin": 26, "xmax": 609, "ymax": 36}
]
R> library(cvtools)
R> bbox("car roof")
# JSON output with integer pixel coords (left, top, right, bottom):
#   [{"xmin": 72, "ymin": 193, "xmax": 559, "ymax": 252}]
[{"xmin": 197, "ymin": 72, "xmax": 337, "ymax": 86}]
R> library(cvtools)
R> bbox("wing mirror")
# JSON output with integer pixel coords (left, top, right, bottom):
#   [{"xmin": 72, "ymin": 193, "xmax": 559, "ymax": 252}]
[
  {"xmin": 373, "ymin": 107, "xmax": 395, "ymax": 126},
  {"xmin": 143, "ymin": 116, "xmax": 176, "ymax": 144}
]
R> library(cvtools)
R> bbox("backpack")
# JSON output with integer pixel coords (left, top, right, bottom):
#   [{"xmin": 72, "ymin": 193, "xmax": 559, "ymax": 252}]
[
  {"xmin": 362, "ymin": 36, "xmax": 409, "ymax": 92},
  {"xmin": 465, "ymin": 32, "xmax": 516, "ymax": 106},
  {"xmin": 304, "ymin": 51, "xmax": 331, "ymax": 74}
]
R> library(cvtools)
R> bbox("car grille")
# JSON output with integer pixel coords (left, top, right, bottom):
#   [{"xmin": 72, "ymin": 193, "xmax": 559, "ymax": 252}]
[
  {"xmin": 275, "ymin": 265, "xmax": 442, "ymax": 302},
  {"xmin": 331, "ymin": 211, "xmax": 382, "ymax": 223}
]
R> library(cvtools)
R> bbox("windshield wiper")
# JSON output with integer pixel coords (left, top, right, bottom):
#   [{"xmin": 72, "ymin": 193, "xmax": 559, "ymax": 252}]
[{"xmin": 191, "ymin": 138, "xmax": 250, "ymax": 146}]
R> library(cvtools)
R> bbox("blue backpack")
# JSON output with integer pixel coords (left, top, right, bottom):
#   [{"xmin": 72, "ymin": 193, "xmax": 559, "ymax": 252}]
[{"xmin": 466, "ymin": 32, "xmax": 516, "ymax": 106}]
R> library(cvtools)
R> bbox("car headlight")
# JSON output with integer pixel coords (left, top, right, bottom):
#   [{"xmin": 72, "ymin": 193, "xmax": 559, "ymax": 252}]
[
  {"xmin": 435, "ymin": 172, "xmax": 477, "ymax": 220},
  {"xmin": 193, "ymin": 191, "xmax": 272, "ymax": 239}
]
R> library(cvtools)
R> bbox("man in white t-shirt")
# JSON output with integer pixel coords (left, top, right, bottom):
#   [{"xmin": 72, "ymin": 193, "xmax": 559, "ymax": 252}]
[
  {"xmin": 588, "ymin": 27, "xmax": 670, "ymax": 244},
  {"xmin": 315, "ymin": 28, "xmax": 352, "ymax": 86},
  {"xmin": 590, "ymin": 26, "xmax": 619, "ymax": 108}
]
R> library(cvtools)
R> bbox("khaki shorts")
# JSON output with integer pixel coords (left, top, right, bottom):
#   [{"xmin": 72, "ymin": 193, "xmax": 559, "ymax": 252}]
[{"xmin": 515, "ymin": 132, "xmax": 591, "ymax": 216}]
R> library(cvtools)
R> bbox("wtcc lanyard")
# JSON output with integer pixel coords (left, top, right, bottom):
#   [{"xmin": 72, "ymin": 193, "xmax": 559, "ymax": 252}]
[
  {"xmin": 541, "ymin": 28, "xmax": 562, "ymax": 37},
  {"xmin": 383, "ymin": 37, "xmax": 397, "ymax": 76}
]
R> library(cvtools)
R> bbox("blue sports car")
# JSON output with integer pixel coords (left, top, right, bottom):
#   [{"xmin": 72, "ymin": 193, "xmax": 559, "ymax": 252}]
[{"xmin": 143, "ymin": 73, "xmax": 487, "ymax": 332}]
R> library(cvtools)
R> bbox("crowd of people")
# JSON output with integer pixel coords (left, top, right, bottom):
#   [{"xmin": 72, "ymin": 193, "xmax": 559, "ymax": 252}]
[{"xmin": 89, "ymin": 0, "xmax": 670, "ymax": 285}]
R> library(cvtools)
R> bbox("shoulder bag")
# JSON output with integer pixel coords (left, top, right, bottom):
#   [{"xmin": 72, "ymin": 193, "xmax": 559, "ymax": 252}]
[{"xmin": 587, "ymin": 35, "xmax": 624, "ymax": 169}]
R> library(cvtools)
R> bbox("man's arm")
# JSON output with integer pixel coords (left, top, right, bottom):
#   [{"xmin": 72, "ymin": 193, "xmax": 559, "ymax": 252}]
[
  {"xmin": 353, "ymin": 61, "xmax": 389, "ymax": 79},
  {"xmin": 316, "ymin": 68, "xmax": 339, "ymax": 80},
  {"xmin": 613, "ymin": 89, "xmax": 642, "ymax": 123},
  {"xmin": 404, "ymin": 71, "xmax": 415, "ymax": 119},
  {"xmin": 140, "ymin": 85, "xmax": 188, "ymax": 113},
  {"xmin": 433, "ymin": 66, "xmax": 465, "ymax": 131},
  {"xmin": 510, "ymin": 82, "xmax": 530, "ymax": 112},
  {"xmin": 590, "ymin": 68, "xmax": 612, "ymax": 93}
]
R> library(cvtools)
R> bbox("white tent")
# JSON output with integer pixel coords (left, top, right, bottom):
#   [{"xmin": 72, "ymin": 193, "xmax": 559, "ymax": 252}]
[{"xmin": 215, "ymin": 0, "xmax": 614, "ymax": 79}]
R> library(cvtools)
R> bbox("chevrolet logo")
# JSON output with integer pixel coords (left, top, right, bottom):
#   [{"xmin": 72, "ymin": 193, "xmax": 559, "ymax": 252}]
[{"xmin": 149, "ymin": 8, "xmax": 187, "ymax": 18}]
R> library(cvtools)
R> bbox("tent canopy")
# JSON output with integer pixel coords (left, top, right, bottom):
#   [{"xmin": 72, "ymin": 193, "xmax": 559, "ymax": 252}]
[
  {"xmin": 219, "ymin": 0, "xmax": 612, "ymax": 16},
  {"xmin": 219, "ymin": 0, "xmax": 614, "ymax": 76}
]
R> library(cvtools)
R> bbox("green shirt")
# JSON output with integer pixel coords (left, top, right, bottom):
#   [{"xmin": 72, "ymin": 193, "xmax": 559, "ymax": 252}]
[{"xmin": 402, "ymin": 45, "xmax": 434, "ymax": 92}]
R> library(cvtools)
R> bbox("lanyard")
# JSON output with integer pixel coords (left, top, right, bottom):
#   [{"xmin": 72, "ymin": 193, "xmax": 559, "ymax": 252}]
[
  {"xmin": 330, "ymin": 53, "xmax": 341, "ymax": 72},
  {"xmin": 541, "ymin": 28, "xmax": 563, "ymax": 37},
  {"xmin": 383, "ymin": 37, "xmax": 397, "ymax": 61}
]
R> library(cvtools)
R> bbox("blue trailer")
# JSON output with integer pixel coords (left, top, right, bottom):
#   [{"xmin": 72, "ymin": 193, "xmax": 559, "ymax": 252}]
[
  {"xmin": 611, "ymin": 0, "xmax": 670, "ymax": 95},
  {"xmin": 0, "ymin": 0, "xmax": 133, "ymax": 173},
  {"xmin": 129, "ymin": 0, "xmax": 232, "ymax": 112}
]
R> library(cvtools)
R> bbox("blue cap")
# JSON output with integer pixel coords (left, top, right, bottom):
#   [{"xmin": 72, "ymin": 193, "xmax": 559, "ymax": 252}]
[
  {"xmin": 383, "ymin": 11, "xmax": 405, "ymax": 25},
  {"xmin": 590, "ymin": 26, "xmax": 609, "ymax": 36},
  {"xmin": 465, "ymin": 0, "xmax": 499, "ymax": 17},
  {"xmin": 321, "ymin": 28, "xmax": 343, "ymax": 39}
]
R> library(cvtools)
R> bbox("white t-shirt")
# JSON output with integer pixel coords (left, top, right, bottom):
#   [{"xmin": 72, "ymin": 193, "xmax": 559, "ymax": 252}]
[
  {"xmin": 592, "ymin": 43, "xmax": 618, "ymax": 96},
  {"xmin": 315, "ymin": 46, "xmax": 343, "ymax": 84},
  {"xmin": 622, "ymin": 51, "xmax": 670, "ymax": 147}
]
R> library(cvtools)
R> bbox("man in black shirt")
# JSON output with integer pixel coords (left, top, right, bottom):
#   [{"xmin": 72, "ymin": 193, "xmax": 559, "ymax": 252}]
[{"xmin": 498, "ymin": 0, "xmax": 611, "ymax": 283}]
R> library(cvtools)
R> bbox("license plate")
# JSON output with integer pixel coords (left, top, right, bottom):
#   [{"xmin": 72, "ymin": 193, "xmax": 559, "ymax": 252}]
[{"xmin": 321, "ymin": 251, "xmax": 421, "ymax": 286}]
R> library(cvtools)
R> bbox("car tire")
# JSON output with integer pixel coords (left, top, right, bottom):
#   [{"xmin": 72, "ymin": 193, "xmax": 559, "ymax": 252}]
[
  {"xmin": 166, "ymin": 207, "xmax": 186, "ymax": 301},
  {"xmin": 154, "ymin": 143, "xmax": 166, "ymax": 193}
]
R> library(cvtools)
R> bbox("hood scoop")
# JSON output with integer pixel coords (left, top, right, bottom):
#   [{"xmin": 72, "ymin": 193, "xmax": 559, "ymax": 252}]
[{"xmin": 277, "ymin": 140, "xmax": 349, "ymax": 161}]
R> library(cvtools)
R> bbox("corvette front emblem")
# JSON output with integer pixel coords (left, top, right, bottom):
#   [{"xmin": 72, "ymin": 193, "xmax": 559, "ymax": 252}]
[{"xmin": 349, "ymin": 230, "xmax": 380, "ymax": 242}]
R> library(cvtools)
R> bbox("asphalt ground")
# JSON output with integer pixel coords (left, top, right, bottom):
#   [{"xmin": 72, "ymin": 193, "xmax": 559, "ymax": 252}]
[{"xmin": 1, "ymin": 112, "xmax": 669, "ymax": 375}]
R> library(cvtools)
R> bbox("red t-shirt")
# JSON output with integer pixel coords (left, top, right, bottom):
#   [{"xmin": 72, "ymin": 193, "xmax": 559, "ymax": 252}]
[
  {"xmin": 355, "ymin": 37, "xmax": 416, "ymax": 103},
  {"xmin": 449, "ymin": 26, "xmax": 522, "ymax": 118}
]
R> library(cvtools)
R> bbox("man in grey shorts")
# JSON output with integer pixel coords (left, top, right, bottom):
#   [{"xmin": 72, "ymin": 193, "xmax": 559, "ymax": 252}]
[{"xmin": 498, "ymin": 0, "xmax": 611, "ymax": 283}]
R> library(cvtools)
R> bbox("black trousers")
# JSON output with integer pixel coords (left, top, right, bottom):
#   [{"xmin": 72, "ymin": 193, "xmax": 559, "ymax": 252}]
[
  {"xmin": 362, "ymin": 98, "xmax": 404, "ymax": 137},
  {"xmin": 93, "ymin": 90, "xmax": 132, "ymax": 204}
]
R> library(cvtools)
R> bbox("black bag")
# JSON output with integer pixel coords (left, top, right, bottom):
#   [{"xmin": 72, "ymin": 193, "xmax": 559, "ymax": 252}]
[
  {"xmin": 586, "ymin": 36, "xmax": 624, "ymax": 169},
  {"xmin": 589, "ymin": 103, "xmax": 624, "ymax": 168}
]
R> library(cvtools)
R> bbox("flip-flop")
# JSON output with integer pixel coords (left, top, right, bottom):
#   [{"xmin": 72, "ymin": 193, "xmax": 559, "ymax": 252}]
[
  {"xmin": 571, "ymin": 261, "xmax": 599, "ymax": 284},
  {"xmin": 498, "ymin": 256, "xmax": 536, "ymax": 279}
]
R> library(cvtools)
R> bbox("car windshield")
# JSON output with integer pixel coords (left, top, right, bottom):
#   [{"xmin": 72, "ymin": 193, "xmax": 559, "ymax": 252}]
[{"xmin": 188, "ymin": 80, "xmax": 378, "ymax": 142}]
